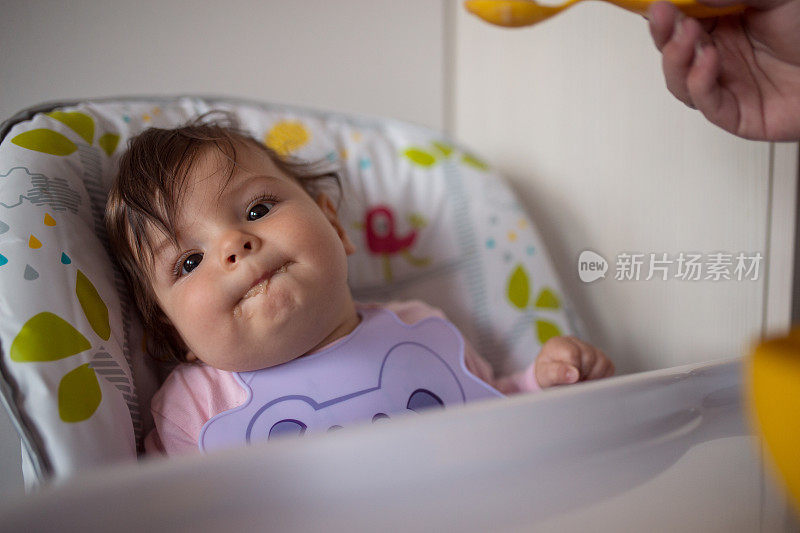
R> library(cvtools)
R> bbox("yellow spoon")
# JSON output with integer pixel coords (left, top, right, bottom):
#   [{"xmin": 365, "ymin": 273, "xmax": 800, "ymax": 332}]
[{"xmin": 464, "ymin": 0, "xmax": 745, "ymax": 27}]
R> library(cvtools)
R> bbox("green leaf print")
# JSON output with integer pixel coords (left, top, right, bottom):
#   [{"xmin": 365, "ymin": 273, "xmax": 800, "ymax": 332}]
[
  {"xmin": 76, "ymin": 270, "xmax": 110, "ymax": 341},
  {"xmin": 11, "ymin": 129, "xmax": 77, "ymax": 156},
  {"xmin": 403, "ymin": 148, "xmax": 437, "ymax": 167},
  {"xmin": 461, "ymin": 152, "xmax": 488, "ymax": 171},
  {"xmin": 98, "ymin": 133, "xmax": 120, "ymax": 156},
  {"xmin": 10, "ymin": 312, "xmax": 91, "ymax": 362},
  {"xmin": 535, "ymin": 287, "xmax": 560, "ymax": 309},
  {"xmin": 431, "ymin": 141, "xmax": 453, "ymax": 158},
  {"xmin": 536, "ymin": 320, "xmax": 562, "ymax": 344},
  {"xmin": 507, "ymin": 264, "xmax": 530, "ymax": 309},
  {"xmin": 58, "ymin": 363, "xmax": 102, "ymax": 422},
  {"xmin": 47, "ymin": 111, "xmax": 95, "ymax": 144}
]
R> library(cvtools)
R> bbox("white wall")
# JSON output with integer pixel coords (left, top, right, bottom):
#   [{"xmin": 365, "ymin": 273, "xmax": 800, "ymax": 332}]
[
  {"xmin": 0, "ymin": 0, "xmax": 446, "ymax": 499},
  {"xmin": 0, "ymin": 0, "xmax": 445, "ymax": 130}
]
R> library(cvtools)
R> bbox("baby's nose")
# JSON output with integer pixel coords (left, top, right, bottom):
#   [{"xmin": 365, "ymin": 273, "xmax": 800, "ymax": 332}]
[
  {"xmin": 226, "ymin": 241, "xmax": 252, "ymax": 264},
  {"xmin": 220, "ymin": 231, "xmax": 259, "ymax": 267}
]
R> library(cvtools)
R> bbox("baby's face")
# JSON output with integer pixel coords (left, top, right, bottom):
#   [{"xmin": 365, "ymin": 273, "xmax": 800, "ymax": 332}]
[{"xmin": 147, "ymin": 142, "xmax": 358, "ymax": 371}]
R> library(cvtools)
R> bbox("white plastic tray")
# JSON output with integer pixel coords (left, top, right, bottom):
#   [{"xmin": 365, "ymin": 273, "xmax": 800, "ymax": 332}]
[{"xmin": 1, "ymin": 358, "xmax": 792, "ymax": 531}]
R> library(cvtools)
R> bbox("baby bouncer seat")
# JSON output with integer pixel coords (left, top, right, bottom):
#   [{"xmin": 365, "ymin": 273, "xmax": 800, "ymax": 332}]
[{"xmin": 0, "ymin": 96, "xmax": 582, "ymax": 485}]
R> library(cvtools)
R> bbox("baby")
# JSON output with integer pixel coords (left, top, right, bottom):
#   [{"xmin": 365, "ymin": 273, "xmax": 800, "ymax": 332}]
[{"xmin": 105, "ymin": 115, "xmax": 614, "ymax": 455}]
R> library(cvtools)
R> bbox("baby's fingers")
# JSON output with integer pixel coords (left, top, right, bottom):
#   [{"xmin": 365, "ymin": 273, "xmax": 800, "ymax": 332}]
[
  {"xmin": 585, "ymin": 350, "xmax": 615, "ymax": 380},
  {"xmin": 536, "ymin": 361, "xmax": 580, "ymax": 388}
]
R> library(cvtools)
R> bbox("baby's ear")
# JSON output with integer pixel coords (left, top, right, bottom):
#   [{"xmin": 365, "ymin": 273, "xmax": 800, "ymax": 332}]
[{"xmin": 316, "ymin": 193, "xmax": 356, "ymax": 256}]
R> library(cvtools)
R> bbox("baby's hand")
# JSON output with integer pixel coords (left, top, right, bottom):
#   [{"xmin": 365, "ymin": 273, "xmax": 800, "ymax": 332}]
[{"xmin": 535, "ymin": 336, "xmax": 614, "ymax": 388}]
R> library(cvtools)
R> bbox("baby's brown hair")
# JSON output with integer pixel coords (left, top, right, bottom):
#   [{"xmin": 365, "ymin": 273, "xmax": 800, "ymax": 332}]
[{"xmin": 105, "ymin": 112, "xmax": 340, "ymax": 364}]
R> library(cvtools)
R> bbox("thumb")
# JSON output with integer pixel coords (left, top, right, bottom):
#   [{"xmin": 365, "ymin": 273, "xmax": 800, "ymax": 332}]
[{"xmin": 536, "ymin": 361, "xmax": 580, "ymax": 388}]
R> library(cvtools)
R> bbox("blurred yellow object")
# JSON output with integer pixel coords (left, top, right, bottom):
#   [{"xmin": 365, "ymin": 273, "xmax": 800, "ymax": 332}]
[
  {"xmin": 463, "ymin": 0, "xmax": 745, "ymax": 27},
  {"xmin": 748, "ymin": 327, "xmax": 800, "ymax": 508}
]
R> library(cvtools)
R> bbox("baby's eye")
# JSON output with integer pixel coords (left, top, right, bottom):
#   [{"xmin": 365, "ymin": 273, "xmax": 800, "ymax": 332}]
[
  {"xmin": 247, "ymin": 202, "xmax": 274, "ymax": 221},
  {"xmin": 180, "ymin": 253, "xmax": 203, "ymax": 275}
]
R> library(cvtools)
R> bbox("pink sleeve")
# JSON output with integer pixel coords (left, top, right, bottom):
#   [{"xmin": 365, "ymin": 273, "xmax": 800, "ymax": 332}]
[
  {"xmin": 380, "ymin": 300, "xmax": 540, "ymax": 395},
  {"xmin": 144, "ymin": 364, "xmax": 246, "ymax": 456}
]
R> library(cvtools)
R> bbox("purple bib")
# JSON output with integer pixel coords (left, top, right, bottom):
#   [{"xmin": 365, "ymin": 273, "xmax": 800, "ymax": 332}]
[{"xmin": 199, "ymin": 307, "xmax": 503, "ymax": 452}]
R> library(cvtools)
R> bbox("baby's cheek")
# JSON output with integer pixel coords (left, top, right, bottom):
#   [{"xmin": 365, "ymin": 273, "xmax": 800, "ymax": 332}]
[{"xmin": 171, "ymin": 285, "xmax": 230, "ymax": 342}]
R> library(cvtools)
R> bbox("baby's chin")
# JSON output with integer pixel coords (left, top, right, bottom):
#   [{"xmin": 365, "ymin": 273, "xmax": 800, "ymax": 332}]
[
  {"xmin": 206, "ymin": 350, "xmax": 300, "ymax": 373},
  {"xmin": 202, "ymin": 335, "xmax": 321, "ymax": 372}
]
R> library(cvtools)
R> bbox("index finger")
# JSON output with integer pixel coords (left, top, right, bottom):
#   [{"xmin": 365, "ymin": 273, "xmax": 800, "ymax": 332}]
[
  {"xmin": 647, "ymin": 2, "xmax": 720, "ymax": 50},
  {"xmin": 648, "ymin": 1, "xmax": 681, "ymax": 52}
]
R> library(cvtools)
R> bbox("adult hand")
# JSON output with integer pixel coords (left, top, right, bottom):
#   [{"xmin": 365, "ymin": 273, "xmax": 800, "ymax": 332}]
[
  {"xmin": 647, "ymin": 0, "xmax": 800, "ymax": 140},
  {"xmin": 534, "ymin": 336, "xmax": 614, "ymax": 388}
]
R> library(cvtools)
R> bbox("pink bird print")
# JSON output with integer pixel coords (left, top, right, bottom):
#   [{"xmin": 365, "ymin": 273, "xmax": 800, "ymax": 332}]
[{"xmin": 363, "ymin": 205, "xmax": 430, "ymax": 281}]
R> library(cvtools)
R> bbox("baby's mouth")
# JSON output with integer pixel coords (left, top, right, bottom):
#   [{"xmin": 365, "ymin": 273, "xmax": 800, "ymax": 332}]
[
  {"xmin": 233, "ymin": 262, "xmax": 291, "ymax": 318},
  {"xmin": 242, "ymin": 263, "xmax": 289, "ymax": 300}
]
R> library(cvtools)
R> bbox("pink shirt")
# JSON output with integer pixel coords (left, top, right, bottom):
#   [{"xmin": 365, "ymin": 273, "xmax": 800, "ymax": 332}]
[{"xmin": 145, "ymin": 300, "xmax": 539, "ymax": 456}]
